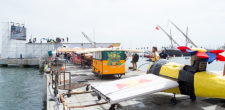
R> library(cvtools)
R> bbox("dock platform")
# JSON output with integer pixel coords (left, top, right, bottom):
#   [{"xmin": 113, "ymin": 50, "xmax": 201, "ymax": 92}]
[{"xmin": 45, "ymin": 63, "xmax": 225, "ymax": 110}]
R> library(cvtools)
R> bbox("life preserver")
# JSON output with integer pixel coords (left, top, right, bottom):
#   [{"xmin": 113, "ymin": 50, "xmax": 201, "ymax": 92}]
[{"xmin": 152, "ymin": 52, "xmax": 159, "ymax": 62}]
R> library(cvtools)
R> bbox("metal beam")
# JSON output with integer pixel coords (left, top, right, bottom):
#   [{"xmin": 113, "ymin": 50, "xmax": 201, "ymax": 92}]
[
  {"xmin": 82, "ymin": 32, "xmax": 95, "ymax": 48},
  {"xmin": 169, "ymin": 20, "xmax": 197, "ymax": 47},
  {"xmin": 157, "ymin": 25, "xmax": 180, "ymax": 47}
]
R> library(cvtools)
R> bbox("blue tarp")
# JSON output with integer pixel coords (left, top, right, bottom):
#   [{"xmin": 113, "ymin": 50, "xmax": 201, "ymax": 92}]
[
  {"xmin": 201, "ymin": 52, "xmax": 217, "ymax": 64},
  {"xmin": 186, "ymin": 49, "xmax": 198, "ymax": 56}
]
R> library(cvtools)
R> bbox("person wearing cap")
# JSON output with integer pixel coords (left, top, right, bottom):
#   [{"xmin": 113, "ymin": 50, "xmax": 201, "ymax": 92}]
[
  {"xmin": 159, "ymin": 48, "xmax": 169, "ymax": 60},
  {"xmin": 152, "ymin": 46, "xmax": 159, "ymax": 63}
]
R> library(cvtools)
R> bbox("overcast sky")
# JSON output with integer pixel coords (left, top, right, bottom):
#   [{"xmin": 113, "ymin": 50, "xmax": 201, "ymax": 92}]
[{"xmin": 1, "ymin": 0, "xmax": 225, "ymax": 54}]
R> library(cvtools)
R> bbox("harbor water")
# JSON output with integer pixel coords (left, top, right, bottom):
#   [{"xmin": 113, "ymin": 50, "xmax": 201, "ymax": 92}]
[
  {"xmin": 0, "ymin": 57, "xmax": 224, "ymax": 110},
  {"xmin": 0, "ymin": 67, "xmax": 46, "ymax": 110}
]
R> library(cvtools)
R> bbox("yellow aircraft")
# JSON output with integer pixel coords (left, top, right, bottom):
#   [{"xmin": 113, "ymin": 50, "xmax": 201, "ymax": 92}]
[
  {"xmin": 147, "ymin": 47, "xmax": 225, "ymax": 105},
  {"xmin": 89, "ymin": 47, "xmax": 225, "ymax": 110}
]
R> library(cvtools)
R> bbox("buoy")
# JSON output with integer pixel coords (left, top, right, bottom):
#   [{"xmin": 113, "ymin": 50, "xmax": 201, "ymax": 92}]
[
  {"xmin": 61, "ymin": 66, "xmax": 65, "ymax": 71},
  {"xmin": 44, "ymin": 65, "xmax": 48, "ymax": 71}
]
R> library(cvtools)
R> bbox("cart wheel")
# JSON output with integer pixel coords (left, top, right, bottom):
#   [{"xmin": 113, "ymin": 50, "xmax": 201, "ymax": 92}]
[
  {"xmin": 99, "ymin": 72, "xmax": 103, "ymax": 79},
  {"xmin": 97, "ymin": 94, "xmax": 101, "ymax": 101},
  {"xmin": 86, "ymin": 85, "xmax": 89, "ymax": 91},
  {"xmin": 54, "ymin": 90, "xmax": 58, "ymax": 95},
  {"xmin": 190, "ymin": 95, "xmax": 196, "ymax": 101},
  {"xmin": 118, "ymin": 74, "xmax": 122, "ymax": 78},
  {"xmin": 94, "ymin": 71, "xmax": 97, "ymax": 76},
  {"xmin": 97, "ymin": 71, "xmax": 99, "ymax": 76},
  {"xmin": 109, "ymin": 104, "xmax": 115, "ymax": 110},
  {"xmin": 171, "ymin": 98, "xmax": 177, "ymax": 105},
  {"xmin": 67, "ymin": 94, "xmax": 71, "ymax": 97}
]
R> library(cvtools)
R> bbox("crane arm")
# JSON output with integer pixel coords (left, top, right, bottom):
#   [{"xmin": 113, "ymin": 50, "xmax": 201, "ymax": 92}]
[
  {"xmin": 169, "ymin": 20, "xmax": 197, "ymax": 48},
  {"xmin": 157, "ymin": 25, "xmax": 180, "ymax": 47},
  {"xmin": 82, "ymin": 32, "xmax": 95, "ymax": 48}
]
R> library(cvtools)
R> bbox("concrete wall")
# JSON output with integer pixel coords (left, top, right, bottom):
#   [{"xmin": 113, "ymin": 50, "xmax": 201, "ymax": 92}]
[
  {"xmin": 1, "ymin": 42, "xmax": 63, "ymax": 59},
  {"xmin": 0, "ymin": 59, "xmax": 39, "ymax": 65},
  {"xmin": 1, "ymin": 42, "xmax": 119, "ymax": 59}
]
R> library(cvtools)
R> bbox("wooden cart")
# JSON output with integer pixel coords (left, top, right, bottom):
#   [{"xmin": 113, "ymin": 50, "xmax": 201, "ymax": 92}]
[{"xmin": 92, "ymin": 50, "xmax": 125, "ymax": 78}]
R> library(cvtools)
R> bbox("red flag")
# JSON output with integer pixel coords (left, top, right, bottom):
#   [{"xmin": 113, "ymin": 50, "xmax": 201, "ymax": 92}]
[{"xmin": 155, "ymin": 26, "xmax": 159, "ymax": 30}]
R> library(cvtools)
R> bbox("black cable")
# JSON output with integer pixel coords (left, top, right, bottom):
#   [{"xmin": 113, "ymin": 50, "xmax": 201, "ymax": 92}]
[{"xmin": 137, "ymin": 63, "xmax": 151, "ymax": 70}]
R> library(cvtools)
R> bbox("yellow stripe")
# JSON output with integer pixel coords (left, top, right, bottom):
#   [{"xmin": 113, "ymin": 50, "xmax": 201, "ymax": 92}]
[
  {"xmin": 147, "ymin": 64, "xmax": 152, "ymax": 74},
  {"xmin": 163, "ymin": 87, "xmax": 181, "ymax": 94},
  {"xmin": 159, "ymin": 62, "xmax": 185, "ymax": 79},
  {"xmin": 194, "ymin": 71, "xmax": 225, "ymax": 98},
  {"xmin": 148, "ymin": 62, "xmax": 182, "ymax": 94}
]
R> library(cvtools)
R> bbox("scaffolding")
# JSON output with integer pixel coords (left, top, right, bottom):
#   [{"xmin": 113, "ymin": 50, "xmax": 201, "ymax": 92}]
[
  {"xmin": 1, "ymin": 22, "xmax": 63, "ymax": 59},
  {"xmin": 1, "ymin": 22, "xmax": 120, "ymax": 58}
]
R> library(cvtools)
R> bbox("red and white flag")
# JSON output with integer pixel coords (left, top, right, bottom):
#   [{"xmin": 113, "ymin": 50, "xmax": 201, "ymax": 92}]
[{"xmin": 155, "ymin": 26, "xmax": 159, "ymax": 30}]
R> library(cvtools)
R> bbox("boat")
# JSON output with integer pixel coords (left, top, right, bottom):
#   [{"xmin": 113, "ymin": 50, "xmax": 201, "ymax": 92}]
[
  {"xmin": 157, "ymin": 25, "xmax": 186, "ymax": 57},
  {"xmin": 165, "ymin": 47, "xmax": 189, "ymax": 56},
  {"xmin": 218, "ymin": 45, "xmax": 225, "ymax": 50},
  {"xmin": 144, "ymin": 54, "xmax": 152, "ymax": 58}
]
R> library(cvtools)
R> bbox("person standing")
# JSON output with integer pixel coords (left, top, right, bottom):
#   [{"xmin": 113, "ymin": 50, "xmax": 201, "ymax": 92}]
[
  {"xmin": 131, "ymin": 52, "xmax": 139, "ymax": 70},
  {"xmin": 68, "ymin": 53, "xmax": 71, "ymax": 62},
  {"xmin": 47, "ymin": 37, "xmax": 49, "ymax": 43},
  {"xmin": 64, "ymin": 52, "xmax": 68, "ymax": 63},
  {"xmin": 124, "ymin": 52, "xmax": 127, "ymax": 61},
  {"xmin": 56, "ymin": 52, "xmax": 59, "ymax": 57},
  {"xmin": 159, "ymin": 48, "xmax": 169, "ymax": 60},
  {"xmin": 152, "ymin": 46, "xmax": 159, "ymax": 63}
]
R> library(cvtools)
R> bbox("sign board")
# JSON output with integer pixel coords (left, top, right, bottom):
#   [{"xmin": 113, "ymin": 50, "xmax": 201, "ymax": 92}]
[{"xmin": 11, "ymin": 26, "xmax": 26, "ymax": 40}]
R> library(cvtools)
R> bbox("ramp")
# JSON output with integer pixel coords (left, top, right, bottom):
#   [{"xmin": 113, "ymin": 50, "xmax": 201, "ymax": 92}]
[{"xmin": 91, "ymin": 74, "xmax": 179, "ymax": 104}]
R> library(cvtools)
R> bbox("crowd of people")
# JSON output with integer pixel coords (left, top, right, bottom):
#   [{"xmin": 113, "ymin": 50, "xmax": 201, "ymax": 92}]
[
  {"xmin": 131, "ymin": 46, "xmax": 170, "ymax": 71},
  {"xmin": 55, "ymin": 52, "xmax": 72, "ymax": 63}
]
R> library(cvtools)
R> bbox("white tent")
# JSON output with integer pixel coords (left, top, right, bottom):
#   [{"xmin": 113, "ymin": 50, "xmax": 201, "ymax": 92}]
[{"xmin": 75, "ymin": 48, "xmax": 144, "ymax": 54}]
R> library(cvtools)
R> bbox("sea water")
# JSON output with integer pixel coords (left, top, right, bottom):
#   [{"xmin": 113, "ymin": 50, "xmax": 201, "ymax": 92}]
[{"xmin": 0, "ymin": 67, "xmax": 46, "ymax": 110}]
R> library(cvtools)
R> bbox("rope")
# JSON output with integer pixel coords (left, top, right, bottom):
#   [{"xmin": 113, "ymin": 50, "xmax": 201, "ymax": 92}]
[
  {"xmin": 48, "ymin": 83, "xmax": 60, "ymax": 110},
  {"xmin": 137, "ymin": 63, "xmax": 151, "ymax": 70}
]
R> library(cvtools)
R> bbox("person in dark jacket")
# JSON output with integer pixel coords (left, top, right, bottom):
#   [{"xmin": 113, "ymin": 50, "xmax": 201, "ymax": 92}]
[
  {"xmin": 131, "ymin": 52, "xmax": 139, "ymax": 70},
  {"xmin": 68, "ymin": 53, "xmax": 71, "ymax": 62},
  {"xmin": 56, "ymin": 52, "xmax": 59, "ymax": 57},
  {"xmin": 64, "ymin": 52, "xmax": 68, "ymax": 63},
  {"xmin": 124, "ymin": 52, "xmax": 127, "ymax": 61},
  {"xmin": 159, "ymin": 48, "xmax": 169, "ymax": 60}
]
